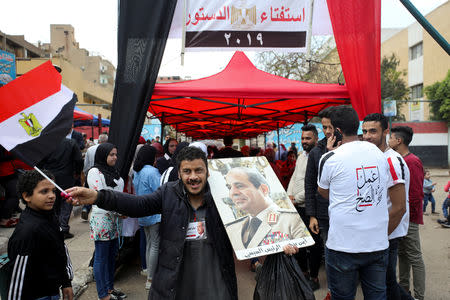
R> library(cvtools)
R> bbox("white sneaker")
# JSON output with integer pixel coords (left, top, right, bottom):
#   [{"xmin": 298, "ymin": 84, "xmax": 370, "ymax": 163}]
[
  {"xmin": 140, "ymin": 269, "xmax": 147, "ymax": 276},
  {"xmin": 145, "ymin": 280, "xmax": 152, "ymax": 290}
]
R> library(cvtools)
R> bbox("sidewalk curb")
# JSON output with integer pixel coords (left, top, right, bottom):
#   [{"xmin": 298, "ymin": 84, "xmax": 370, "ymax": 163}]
[{"xmin": 73, "ymin": 263, "xmax": 94, "ymax": 298}]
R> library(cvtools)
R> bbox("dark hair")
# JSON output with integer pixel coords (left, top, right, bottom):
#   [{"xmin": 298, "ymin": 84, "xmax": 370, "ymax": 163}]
[
  {"xmin": 302, "ymin": 124, "xmax": 318, "ymax": 137},
  {"xmin": 163, "ymin": 138, "xmax": 177, "ymax": 156},
  {"xmin": 176, "ymin": 146, "xmax": 208, "ymax": 170},
  {"xmin": 223, "ymin": 136, "xmax": 234, "ymax": 146},
  {"xmin": 17, "ymin": 169, "xmax": 55, "ymax": 205},
  {"xmin": 363, "ymin": 113, "xmax": 388, "ymax": 131},
  {"xmin": 133, "ymin": 145, "xmax": 157, "ymax": 172},
  {"xmin": 391, "ymin": 126, "xmax": 413, "ymax": 146},
  {"xmin": 318, "ymin": 106, "xmax": 335, "ymax": 119},
  {"xmin": 228, "ymin": 167, "xmax": 269, "ymax": 191},
  {"xmin": 330, "ymin": 106, "xmax": 360, "ymax": 136}
]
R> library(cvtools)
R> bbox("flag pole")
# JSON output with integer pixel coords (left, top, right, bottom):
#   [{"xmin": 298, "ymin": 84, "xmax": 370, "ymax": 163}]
[{"xmin": 33, "ymin": 166, "xmax": 69, "ymax": 196}]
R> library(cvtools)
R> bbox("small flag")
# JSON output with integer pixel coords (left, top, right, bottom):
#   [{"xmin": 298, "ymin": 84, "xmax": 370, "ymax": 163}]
[{"xmin": 0, "ymin": 61, "xmax": 76, "ymax": 166}]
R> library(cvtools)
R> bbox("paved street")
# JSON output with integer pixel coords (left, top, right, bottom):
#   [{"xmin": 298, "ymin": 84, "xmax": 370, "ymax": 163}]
[{"xmin": 77, "ymin": 172, "xmax": 450, "ymax": 300}]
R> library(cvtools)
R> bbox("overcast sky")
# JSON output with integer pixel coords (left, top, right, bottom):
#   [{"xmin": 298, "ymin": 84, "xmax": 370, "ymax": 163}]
[{"xmin": 0, "ymin": 0, "xmax": 447, "ymax": 78}]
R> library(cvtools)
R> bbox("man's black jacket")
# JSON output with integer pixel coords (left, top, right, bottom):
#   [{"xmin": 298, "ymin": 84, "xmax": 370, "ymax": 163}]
[
  {"xmin": 304, "ymin": 137, "xmax": 329, "ymax": 225},
  {"xmin": 96, "ymin": 180, "xmax": 237, "ymax": 300}
]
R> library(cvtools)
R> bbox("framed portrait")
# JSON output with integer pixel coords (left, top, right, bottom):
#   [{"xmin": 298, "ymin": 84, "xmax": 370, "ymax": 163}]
[{"xmin": 208, "ymin": 156, "xmax": 315, "ymax": 260}]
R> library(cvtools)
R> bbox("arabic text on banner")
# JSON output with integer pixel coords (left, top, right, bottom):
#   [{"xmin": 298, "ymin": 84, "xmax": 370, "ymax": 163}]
[{"xmin": 185, "ymin": 0, "xmax": 311, "ymax": 51}]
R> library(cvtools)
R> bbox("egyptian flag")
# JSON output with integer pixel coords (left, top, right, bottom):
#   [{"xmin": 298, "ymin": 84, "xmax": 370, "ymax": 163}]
[{"xmin": 0, "ymin": 61, "xmax": 76, "ymax": 166}]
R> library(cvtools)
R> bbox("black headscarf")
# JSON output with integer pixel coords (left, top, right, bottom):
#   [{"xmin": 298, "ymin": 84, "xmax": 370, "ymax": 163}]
[
  {"xmin": 93, "ymin": 142, "xmax": 121, "ymax": 187},
  {"xmin": 133, "ymin": 145, "xmax": 157, "ymax": 172}
]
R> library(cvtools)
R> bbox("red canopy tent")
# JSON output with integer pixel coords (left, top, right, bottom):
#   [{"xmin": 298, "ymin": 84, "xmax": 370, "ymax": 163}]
[{"xmin": 150, "ymin": 51, "xmax": 350, "ymax": 139}]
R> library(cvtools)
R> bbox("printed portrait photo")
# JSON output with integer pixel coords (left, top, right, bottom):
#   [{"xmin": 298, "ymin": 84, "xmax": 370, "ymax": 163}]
[{"xmin": 208, "ymin": 156, "xmax": 315, "ymax": 260}]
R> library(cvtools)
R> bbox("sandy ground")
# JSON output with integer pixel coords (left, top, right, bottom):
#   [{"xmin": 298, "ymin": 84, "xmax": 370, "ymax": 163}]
[{"xmin": 77, "ymin": 173, "xmax": 450, "ymax": 300}]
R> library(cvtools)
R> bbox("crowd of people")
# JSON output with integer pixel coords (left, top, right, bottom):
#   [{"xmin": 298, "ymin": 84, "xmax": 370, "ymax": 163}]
[{"xmin": 1, "ymin": 105, "xmax": 449, "ymax": 300}]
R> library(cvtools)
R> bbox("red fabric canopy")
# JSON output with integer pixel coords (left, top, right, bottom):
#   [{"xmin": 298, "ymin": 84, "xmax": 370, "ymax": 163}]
[{"xmin": 150, "ymin": 52, "xmax": 350, "ymax": 139}]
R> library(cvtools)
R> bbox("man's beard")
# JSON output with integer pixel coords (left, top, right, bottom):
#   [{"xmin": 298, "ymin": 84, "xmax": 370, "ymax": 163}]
[
  {"xmin": 184, "ymin": 178, "xmax": 205, "ymax": 196},
  {"xmin": 302, "ymin": 143, "xmax": 314, "ymax": 152}
]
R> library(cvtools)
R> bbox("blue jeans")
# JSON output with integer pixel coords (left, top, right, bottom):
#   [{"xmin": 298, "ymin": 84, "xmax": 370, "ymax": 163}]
[
  {"xmin": 94, "ymin": 239, "xmax": 119, "ymax": 298},
  {"xmin": 139, "ymin": 227, "xmax": 147, "ymax": 270},
  {"xmin": 443, "ymin": 198, "xmax": 449, "ymax": 219},
  {"xmin": 423, "ymin": 193, "xmax": 435, "ymax": 213},
  {"xmin": 325, "ymin": 247, "xmax": 389, "ymax": 300},
  {"xmin": 35, "ymin": 295, "xmax": 60, "ymax": 300}
]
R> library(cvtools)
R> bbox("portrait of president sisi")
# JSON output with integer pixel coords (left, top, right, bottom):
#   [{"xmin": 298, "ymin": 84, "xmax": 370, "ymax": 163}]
[{"xmin": 208, "ymin": 157, "xmax": 313, "ymax": 259}]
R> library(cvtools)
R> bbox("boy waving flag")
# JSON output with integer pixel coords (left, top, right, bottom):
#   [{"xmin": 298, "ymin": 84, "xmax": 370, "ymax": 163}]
[{"xmin": 0, "ymin": 61, "xmax": 76, "ymax": 166}]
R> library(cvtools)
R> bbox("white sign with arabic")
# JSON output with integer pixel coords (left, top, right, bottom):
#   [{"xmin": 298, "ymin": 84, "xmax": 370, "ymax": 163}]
[{"xmin": 185, "ymin": 0, "xmax": 311, "ymax": 50}]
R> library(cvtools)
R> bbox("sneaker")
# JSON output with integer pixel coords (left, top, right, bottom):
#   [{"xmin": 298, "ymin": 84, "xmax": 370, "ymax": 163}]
[
  {"xmin": 140, "ymin": 269, "xmax": 148, "ymax": 276},
  {"xmin": 437, "ymin": 219, "xmax": 446, "ymax": 224},
  {"xmin": 111, "ymin": 289, "xmax": 127, "ymax": 299},
  {"xmin": 309, "ymin": 278, "xmax": 320, "ymax": 291},
  {"xmin": 145, "ymin": 280, "xmax": 152, "ymax": 290},
  {"xmin": 63, "ymin": 232, "xmax": 74, "ymax": 240},
  {"xmin": 431, "ymin": 212, "xmax": 439, "ymax": 215},
  {"xmin": 442, "ymin": 222, "xmax": 450, "ymax": 228},
  {"xmin": 81, "ymin": 209, "xmax": 89, "ymax": 221}
]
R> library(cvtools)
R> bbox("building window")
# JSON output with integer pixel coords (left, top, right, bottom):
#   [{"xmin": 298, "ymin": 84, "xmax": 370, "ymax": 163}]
[
  {"xmin": 409, "ymin": 42, "xmax": 423, "ymax": 61},
  {"xmin": 410, "ymin": 84, "xmax": 423, "ymax": 100},
  {"xmin": 99, "ymin": 75, "xmax": 108, "ymax": 85}
]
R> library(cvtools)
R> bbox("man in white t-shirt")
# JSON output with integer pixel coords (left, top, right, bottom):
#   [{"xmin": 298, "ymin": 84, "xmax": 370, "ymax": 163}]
[
  {"xmin": 317, "ymin": 106, "xmax": 391, "ymax": 300},
  {"xmin": 362, "ymin": 113, "xmax": 412, "ymax": 300}
]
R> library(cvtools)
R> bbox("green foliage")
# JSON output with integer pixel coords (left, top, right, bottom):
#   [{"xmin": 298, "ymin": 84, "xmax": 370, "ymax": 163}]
[
  {"xmin": 425, "ymin": 70, "xmax": 450, "ymax": 122},
  {"xmin": 380, "ymin": 54, "xmax": 408, "ymax": 120}
]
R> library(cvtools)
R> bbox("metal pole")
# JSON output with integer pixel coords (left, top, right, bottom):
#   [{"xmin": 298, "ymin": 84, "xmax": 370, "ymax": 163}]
[
  {"xmin": 98, "ymin": 114, "xmax": 102, "ymax": 137},
  {"xmin": 277, "ymin": 123, "xmax": 280, "ymax": 159},
  {"xmin": 306, "ymin": 0, "xmax": 315, "ymax": 59},
  {"xmin": 181, "ymin": 0, "xmax": 187, "ymax": 65},
  {"xmin": 400, "ymin": 0, "xmax": 450, "ymax": 55},
  {"xmin": 160, "ymin": 113, "xmax": 164, "ymax": 141},
  {"xmin": 264, "ymin": 133, "xmax": 267, "ymax": 149}
]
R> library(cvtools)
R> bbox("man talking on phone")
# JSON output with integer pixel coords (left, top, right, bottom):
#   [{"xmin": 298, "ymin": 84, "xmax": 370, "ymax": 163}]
[{"xmin": 304, "ymin": 107, "xmax": 340, "ymax": 245}]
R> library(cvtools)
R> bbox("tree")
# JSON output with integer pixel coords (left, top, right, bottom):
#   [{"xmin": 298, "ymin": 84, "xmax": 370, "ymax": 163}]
[
  {"xmin": 425, "ymin": 70, "xmax": 450, "ymax": 122},
  {"xmin": 380, "ymin": 54, "xmax": 408, "ymax": 120},
  {"xmin": 255, "ymin": 36, "xmax": 342, "ymax": 84}
]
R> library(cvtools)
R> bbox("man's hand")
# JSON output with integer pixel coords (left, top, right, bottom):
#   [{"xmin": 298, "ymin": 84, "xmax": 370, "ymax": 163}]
[
  {"xmin": 309, "ymin": 216, "xmax": 320, "ymax": 234},
  {"xmin": 62, "ymin": 287, "xmax": 73, "ymax": 300},
  {"xmin": 289, "ymin": 195, "xmax": 295, "ymax": 204},
  {"xmin": 326, "ymin": 134, "xmax": 341, "ymax": 151},
  {"xmin": 283, "ymin": 244, "xmax": 299, "ymax": 256},
  {"xmin": 64, "ymin": 187, "xmax": 98, "ymax": 206}
]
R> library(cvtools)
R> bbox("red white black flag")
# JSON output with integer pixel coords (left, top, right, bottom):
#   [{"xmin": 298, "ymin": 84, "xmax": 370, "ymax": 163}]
[{"xmin": 0, "ymin": 61, "xmax": 76, "ymax": 166}]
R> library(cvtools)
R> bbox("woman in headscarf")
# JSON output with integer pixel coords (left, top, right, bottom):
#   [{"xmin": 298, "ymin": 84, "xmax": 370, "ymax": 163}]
[
  {"xmin": 132, "ymin": 145, "xmax": 161, "ymax": 290},
  {"xmin": 156, "ymin": 138, "xmax": 178, "ymax": 174},
  {"xmin": 159, "ymin": 141, "xmax": 189, "ymax": 185},
  {"xmin": 87, "ymin": 143, "xmax": 126, "ymax": 300}
]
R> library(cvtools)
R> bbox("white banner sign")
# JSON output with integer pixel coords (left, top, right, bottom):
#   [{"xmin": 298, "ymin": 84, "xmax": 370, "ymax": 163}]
[{"xmin": 185, "ymin": 0, "xmax": 311, "ymax": 51}]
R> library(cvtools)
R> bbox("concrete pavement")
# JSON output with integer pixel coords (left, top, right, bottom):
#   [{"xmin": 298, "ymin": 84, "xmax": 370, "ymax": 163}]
[{"xmin": 0, "ymin": 168, "xmax": 449, "ymax": 299}]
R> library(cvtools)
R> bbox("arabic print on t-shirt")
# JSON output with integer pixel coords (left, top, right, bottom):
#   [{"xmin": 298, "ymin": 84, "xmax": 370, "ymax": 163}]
[{"xmin": 355, "ymin": 165, "xmax": 383, "ymax": 212}]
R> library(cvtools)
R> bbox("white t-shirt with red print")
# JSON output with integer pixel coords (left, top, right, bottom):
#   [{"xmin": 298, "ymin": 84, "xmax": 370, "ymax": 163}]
[
  {"xmin": 385, "ymin": 148, "xmax": 410, "ymax": 240},
  {"xmin": 318, "ymin": 141, "xmax": 390, "ymax": 253}
]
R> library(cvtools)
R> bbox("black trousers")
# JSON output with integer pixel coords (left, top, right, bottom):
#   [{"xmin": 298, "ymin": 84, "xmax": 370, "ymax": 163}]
[{"xmin": 294, "ymin": 205, "xmax": 323, "ymax": 278}]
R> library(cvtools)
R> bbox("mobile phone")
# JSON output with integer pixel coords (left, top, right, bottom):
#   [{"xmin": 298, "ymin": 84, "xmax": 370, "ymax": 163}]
[{"xmin": 333, "ymin": 129, "xmax": 343, "ymax": 147}]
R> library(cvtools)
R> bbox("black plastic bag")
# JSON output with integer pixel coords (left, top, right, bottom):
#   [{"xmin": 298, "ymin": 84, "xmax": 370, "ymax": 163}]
[{"xmin": 253, "ymin": 253, "xmax": 316, "ymax": 300}]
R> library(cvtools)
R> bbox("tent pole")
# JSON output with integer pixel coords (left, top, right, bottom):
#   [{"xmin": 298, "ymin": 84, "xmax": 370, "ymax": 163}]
[
  {"xmin": 91, "ymin": 122, "xmax": 94, "ymax": 140},
  {"xmin": 264, "ymin": 133, "xmax": 267, "ymax": 149},
  {"xmin": 160, "ymin": 113, "xmax": 165, "ymax": 141},
  {"xmin": 98, "ymin": 114, "xmax": 102, "ymax": 137},
  {"xmin": 277, "ymin": 123, "xmax": 280, "ymax": 159}
]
